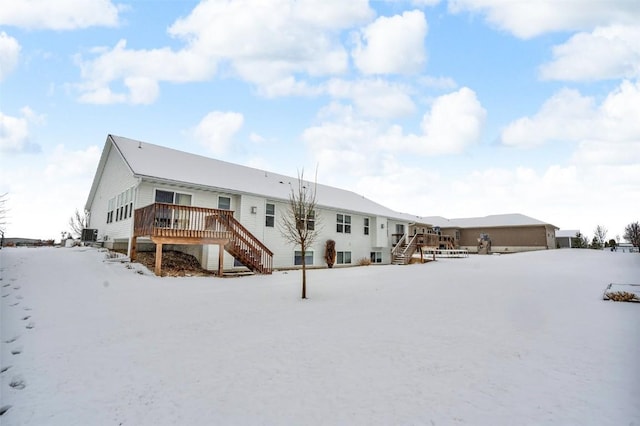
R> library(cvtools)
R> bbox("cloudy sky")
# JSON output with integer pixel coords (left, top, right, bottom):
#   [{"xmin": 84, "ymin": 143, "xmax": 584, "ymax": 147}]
[{"xmin": 1, "ymin": 0, "xmax": 639, "ymax": 241}]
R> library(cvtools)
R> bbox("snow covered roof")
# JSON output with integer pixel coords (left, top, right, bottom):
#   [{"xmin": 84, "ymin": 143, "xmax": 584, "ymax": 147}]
[
  {"xmin": 105, "ymin": 135, "xmax": 421, "ymax": 222},
  {"xmin": 556, "ymin": 230, "xmax": 580, "ymax": 238},
  {"xmin": 421, "ymin": 213, "xmax": 557, "ymax": 229}
]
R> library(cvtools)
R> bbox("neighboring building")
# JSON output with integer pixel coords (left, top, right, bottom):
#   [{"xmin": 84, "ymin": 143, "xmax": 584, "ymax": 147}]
[
  {"xmin": 85, "ymin": 135, "xmax": 431, "ymax": 274},
  {"xmin": 616, "ymin": 243, "xmax": 639, "ymax": 253},
  {"xmin": 422, "ymin": 214, "xmax": 558, "ymax": 253},
  {"xmin": 556, "ymin": 230, "xmax": 581, "ymax": 248}
]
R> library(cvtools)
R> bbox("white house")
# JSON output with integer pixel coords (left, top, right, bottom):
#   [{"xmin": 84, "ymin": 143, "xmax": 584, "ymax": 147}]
[{"xmin": 85, "ymin": 135, "xmax": 431, "ymax": 275}]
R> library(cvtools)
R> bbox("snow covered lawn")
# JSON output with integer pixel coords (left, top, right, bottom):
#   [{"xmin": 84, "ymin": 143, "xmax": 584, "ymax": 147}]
[{"xmin": 1, "ymin": 247, "xmax": 639, "ymax": 425}]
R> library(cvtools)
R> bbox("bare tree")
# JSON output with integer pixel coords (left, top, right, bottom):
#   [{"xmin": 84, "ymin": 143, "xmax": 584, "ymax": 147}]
[
  {"xmin": 594, "ymin": 225, "xmax": 608, "ymax": 248},
  {"xmin": 280, "ymin": 170, "xmax": 320, "ymax": 299},
  {"xmin": 69, "ymin": 208, "xmax": 88, "ymax": 238},
  {"xmin": 624, "ymin": 222, "xmax": 640, "ymax": 249},
  {"xmin": 0, "ymin": 193, "xmax": 7, "ymax": 247}
]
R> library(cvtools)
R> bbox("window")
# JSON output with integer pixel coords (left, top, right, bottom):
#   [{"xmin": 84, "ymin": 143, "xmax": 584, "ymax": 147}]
[
  {"xmin": 154, "ymin": 189, "xmax": 191, "ymax": 228},
  {"xmin": 364, "ymin": 218, "xmax": 369, "ymax": 235},
  {"xmin": 296, "ymin": 208, "xmax": 315, "ymax": 231},
  {"xmin": 106, "ymin": 198, "xmax": 115, "ymax": 223},
  {"xmin": 336, "ymin": 213, "xmax": 351, "ymax": 233},
  {"xmin": 306, "ymin": 210, "xmax": 315, "ymax": 231},
  {"xmin": 265, "ymin": 203, "xmax": 275, "ymax": 227},
  {"xmin": 155, "ymin": 190, "xmax": 174, "ymax": 203},
  {"xmin": 294, "ymin": 251, "xmax": 314, "ymax": 266},
  {"xmin": 370, "ymin": 251, "xmax": 382, "ymax": 263},
  {"xmin": 337, "ymin": 251, "xmax": 351, "ymax": 264},
  {"xmin": 155, "ymin": 190, "xmax": 191, "ymax": 206},
  {"xmin": 218, "ymin": 196, "xmax": 231, "ymax": 210}
]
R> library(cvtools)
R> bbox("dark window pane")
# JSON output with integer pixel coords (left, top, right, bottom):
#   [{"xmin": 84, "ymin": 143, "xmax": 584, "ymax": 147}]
[{"xmin": 155, "ymin": 190, "xmax": 174, "ymax": 203}]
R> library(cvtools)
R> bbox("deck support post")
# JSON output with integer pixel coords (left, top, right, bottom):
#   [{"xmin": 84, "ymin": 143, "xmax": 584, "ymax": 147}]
[
  {"xmin": 129, "ymin": 236, "xmax": 137, "ymax": 261},
  {"xmin": 218, "ymin": 242, "xmax": 224, "ymax": 277},
  {"xmin": 155, "ymin": 243, "xmax": 163, "ymax": 276}
]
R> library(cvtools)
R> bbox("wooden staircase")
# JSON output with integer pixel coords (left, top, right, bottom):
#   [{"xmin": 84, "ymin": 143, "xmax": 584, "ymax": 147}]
[
  {"xmin": 207, "ymin": 212, "xmax": 273, "ymax": 274},
  {"xmin": 133, "ymin": 203, "xmax": 273, "ymax": 276},
  {"xmin": 391, "ymin": 233, "xmax": 420, "ymax": 265}
]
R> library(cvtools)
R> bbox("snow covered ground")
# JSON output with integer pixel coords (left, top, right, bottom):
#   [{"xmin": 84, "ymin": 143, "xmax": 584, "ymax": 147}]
[{"xmin": 1, "ymin": 247, "xmax": 639, "ymax": 425}]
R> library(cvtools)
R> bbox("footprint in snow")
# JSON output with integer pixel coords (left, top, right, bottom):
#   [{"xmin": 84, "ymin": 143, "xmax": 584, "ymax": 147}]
[
  {"xmin": 22, "ymin": 315, "xmax": 31, "ymax": 321},
  {"xmin": 10, "ymin": 348, "xmax": 22, "ymax": 355},
  {"xmin": 12, "ymin": 286, "xmax": 20, "ymax": 290},
  {"xmin": 0, "ymin": 366, "xmax": 11, "ymax": 373},
  {"xmin": 1, "ymin": 294, "xmax": 9, "ymax": 298},
  {"xmin": 0, "ymin": 405, "xmax": 12, "ymax": 416},
  {"xmin": 23, "ymin": 307, "xmax": 32, "ymax": 311},
  {"xmin": 2, "ymin": 283, "xmax": 9, "ymax": 288},
  {"xmin": 4, "ymin": 336, "xmax": 18, "ymax": 344},
  {"xmin": 10, "ymin": 302, "xmax": 19, "ymax": 307},
  {"xmin": 9, "ymin": 377, "xmax": 26, "ymax": 390},
  {"xmin": 16, "ymin": 295, "xmax": 23, "ymax": 300},
  {"xmin": 26, "ymin": 322, "xmax": 35, "ymax": 330}
]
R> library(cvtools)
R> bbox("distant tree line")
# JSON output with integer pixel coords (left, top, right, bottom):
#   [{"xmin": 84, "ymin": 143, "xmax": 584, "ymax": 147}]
[{"xmin": 571, "ymin": 221, "xmax": 639, "ymax": 252}]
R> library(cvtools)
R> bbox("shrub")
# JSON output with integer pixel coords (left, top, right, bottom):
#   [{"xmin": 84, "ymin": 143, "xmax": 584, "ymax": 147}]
[
  {"xmin": 357, "ymin": 257, "xmax": 371, "ymax": 266},
  {"xmin": 606, "ymin": 291, "xmax": 638, "ymax": 302},
  {"xmin": 325, "ymin": 239, "xmax": 336, "ymax": 268}
]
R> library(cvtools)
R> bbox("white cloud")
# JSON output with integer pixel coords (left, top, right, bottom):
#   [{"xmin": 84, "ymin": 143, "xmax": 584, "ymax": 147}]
[
  {"xmin": 76, "ymin": 40, "xmax": 214, "ymax": 105},
  {"xmin": 352, "ymin": 10, "xmax": 428, "ymax": 74},
  {"xmin": 539, "ymin": 25, "xmax": 640, "ymax": 81},
  {"xmin": 0, "ymin": 107, "xmax": 43, "ymax": 153},
  {"xmin": 303, "ymin": 87, "xmax": 485, "ymax": 183},
  {"xmin": 418, "ymin": 75, "xmax": 458, "ymax": 90},
  {"xmin": 325, "ymin": 78, "xmax": 415, "ymax": 118},
  {"xmin": 412, "ymin": 0, "xmax": 441, "ymax": 6},
  {"xmin": 0, "ymin": 32, "xmax": 20, "ymax": 81},
  {"xmin": 0, "ymin": 0, "xmax": 121, "ymax": 30},
  {"xmin": 75, "ymin": 1, "xmax": 375, "ymax": 103},
  {"xmin": 411, "ymin": 87, "xmax": 486, "ymax": 154},
  {"xmin": 44, "ymin": 144, "xmax": 101, "ymax": 179},
  {"xmin": 501, "ymin": 80, "xmax": 640, "ymax": 163},
  {"xmin": 0, "ymin": 144, "xmax": 101, "ymax": 239},
  {"xmin": 169, "ymin": 0, "xmax": 372, "ymax": 82},
  {"xmin": 193, "ymin": 111, "xmax": 244, "ymax": 155},
  {"xmin": 448, "ymin": 0, "xmax": 640, "ymax": 38},
  {"xmin": 501, "ymin": 89, "xmax": 597, "ymax": 148}
]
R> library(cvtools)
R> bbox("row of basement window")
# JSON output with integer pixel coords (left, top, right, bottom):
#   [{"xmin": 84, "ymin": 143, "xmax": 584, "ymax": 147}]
[{"xmin": 294, "ymin": 251, "xmax": 384, "ymax": 265}]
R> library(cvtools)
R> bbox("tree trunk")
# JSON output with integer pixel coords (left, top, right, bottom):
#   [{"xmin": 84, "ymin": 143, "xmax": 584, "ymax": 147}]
[{"xmin": 301, "ymin": 241, "xmax": 307, "ymax": 299}]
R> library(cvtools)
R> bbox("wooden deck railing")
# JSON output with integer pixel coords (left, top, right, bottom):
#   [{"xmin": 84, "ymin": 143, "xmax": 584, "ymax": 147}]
[
  {"xmin": 206, "ymin": 212, "xmax": 273, "ymax": 274},
  {"xmin": 133, "ymin": 203, "xmax": 273, "ymax": 274},
  {"xmin": 134, "ymin": 203, "xmax": 234, "ymax": 240}
]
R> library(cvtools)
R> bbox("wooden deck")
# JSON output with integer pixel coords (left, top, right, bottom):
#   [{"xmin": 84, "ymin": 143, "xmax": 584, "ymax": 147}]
[{"xmin": 132, "ymin": 203, "xmax": 273, "ymax": 276}]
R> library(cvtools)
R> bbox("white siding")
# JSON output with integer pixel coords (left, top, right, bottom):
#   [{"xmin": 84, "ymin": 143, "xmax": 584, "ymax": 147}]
[
  {"xmin": 87, "ymin": 144, "xmax": 138, "ymax": 242},
  {"xmin": 90, "ymin": 145, "xmax": 402, "ymax": 269}
]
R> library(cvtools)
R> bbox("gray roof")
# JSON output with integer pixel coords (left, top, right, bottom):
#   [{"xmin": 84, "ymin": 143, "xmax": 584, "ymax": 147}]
[
  {"xmin": 556, "ymin": 230, "xmax": 580, "ymax": 238},
  {"xmin": 421, "ymin": 213, "xmax": 557, "ymax": 229},
  {"xmin": 97, "ymin": 135, "xmax": 422, "ymax": 222}
]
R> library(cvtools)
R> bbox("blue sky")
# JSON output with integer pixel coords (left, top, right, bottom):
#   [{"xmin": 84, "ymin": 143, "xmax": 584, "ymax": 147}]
[{"xmin": 1, "ymin": 0, "xmax": 639, "ymax": 242}]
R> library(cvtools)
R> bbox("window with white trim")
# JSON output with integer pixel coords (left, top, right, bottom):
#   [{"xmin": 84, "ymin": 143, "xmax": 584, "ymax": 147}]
[
  {"xmin": 106, "ymin": 198, "xmax": 115, "ymax": 223},
  {"xmin": 265, "ymin": 203, "xmax": 275, "ymax": 227},
  {"xmin": 364, "ymin": 218, "xmax": 369, "ymax": 235},
  {"xmin": 218, "ymin": 196, "xmax": 231, "ymax": 210},
  {"xmin": 294, "ymin": 251, "xmax": 314, "ymax": 266},
  {"xmin": 154, "ymin": 189, "xmax": 191, "ymax": 228},
  {"xmin": 337, "ymin": 251, "xmax": 351, "ymax": 264},
  {"xmin": 370, "ymin": 251, "xmax": 382, "ymax": 263},
  {"xmin": 336, "ymin": 213, "xmax": 351, "ymax": 233}
]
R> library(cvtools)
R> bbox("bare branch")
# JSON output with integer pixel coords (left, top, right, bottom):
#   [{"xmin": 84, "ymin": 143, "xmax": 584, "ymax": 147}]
[{"xmin": 279, "ymin": 168, "xmax": 321, "ymax": 298}]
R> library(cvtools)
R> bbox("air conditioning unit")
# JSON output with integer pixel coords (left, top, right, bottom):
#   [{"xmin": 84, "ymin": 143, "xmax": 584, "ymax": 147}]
[{"xmin": 81, "ymin": 228, "xmax": 98, "ymax": 242}]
